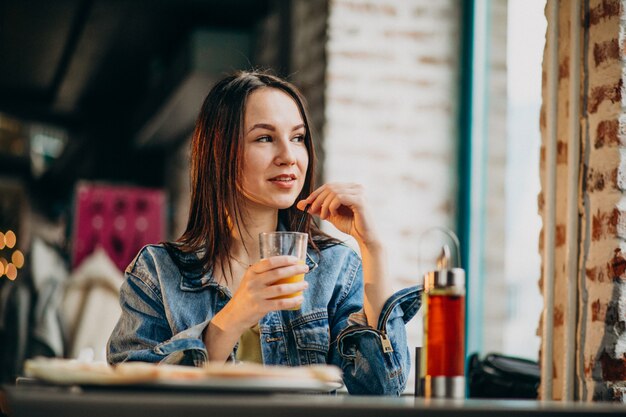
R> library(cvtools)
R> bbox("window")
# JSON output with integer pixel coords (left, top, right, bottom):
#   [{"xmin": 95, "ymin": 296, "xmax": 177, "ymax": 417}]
[{"xmin": 463, "ymin": 0, "xmax": 545, "ymax": 361}]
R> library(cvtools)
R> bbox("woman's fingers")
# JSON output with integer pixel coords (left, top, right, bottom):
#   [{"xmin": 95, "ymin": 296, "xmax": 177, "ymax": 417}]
[
  {"xmin": 266, "ymin": 296, "xmax": 304, "ymax": 311},
  {"xmin": 228, "ymin": 257, "xmax": 309, "ymax": 325},
  {"xmin": 246, "ymin": 277, "xmax": 308, "ymax": 314},
  {"xmin": 308, "ymin": 188, "xmax": 332, "ymax": 217},
  {"xmin": 263, "ymin": 280, "xmax": 308, "ymax": 299},
  {"xmin": 318, "ymin": 192, "xmax": 361, "ymax": 220},
  {"xmin": 296, "ymin": 200, "xmax": 308, "ymax": 211},
  {"xmin": 328, "ymin": 195, "xmax": 343, "ymax": 217},
  {"xmin": 319, "ymin": 191, "xmax": 337, "ymax": 220},
  {"xmin": 248, "ymin": 257, "xmax": 308, "ymax": 287},
  {"xmin": 257, "ymin": 263, "xmax": 309, "ymax": 286},
  {"xmin": 301, "ymin": 183, "xmax": 364, "ymax": 217},
  {"xmin": 298, "ymin": 182, "xmax": 376, "ymax": 243},
  {"xmin": 250, "ymin": 255, "xmax": 300, "ymax": 274},
  {"xmin": 300, "ymin": 183, "xmax": 328, "ymax": 206}
]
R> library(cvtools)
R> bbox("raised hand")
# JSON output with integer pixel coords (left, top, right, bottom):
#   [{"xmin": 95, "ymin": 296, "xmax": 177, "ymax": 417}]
[{"xmin": 297, "ymin": 183, "xmax": 379, "ymax": 247}]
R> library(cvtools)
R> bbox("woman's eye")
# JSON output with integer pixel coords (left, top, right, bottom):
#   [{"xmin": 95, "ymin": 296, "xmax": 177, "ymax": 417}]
[
  {"xmin": 292, "ymin": 135, "xmax": 305, "ymax": 143},
  {"xmin": 256, "ymin": 136, "xmax": 272, "ymax": 143}
]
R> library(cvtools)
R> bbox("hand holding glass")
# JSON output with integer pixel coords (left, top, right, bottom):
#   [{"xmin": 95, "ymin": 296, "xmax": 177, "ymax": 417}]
[{"xmin": 259, "ymin": 232, "xmax": 308, "ymax": 310}]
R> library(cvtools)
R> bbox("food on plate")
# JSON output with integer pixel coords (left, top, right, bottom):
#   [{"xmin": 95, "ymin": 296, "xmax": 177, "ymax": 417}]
[{"xmin": 23, "ymin": 357, "xmax": 343, "ymax": 387}]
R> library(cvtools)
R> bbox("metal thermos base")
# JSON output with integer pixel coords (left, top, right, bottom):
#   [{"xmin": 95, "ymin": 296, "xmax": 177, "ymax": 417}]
[{"xmin": 424, "ymin": 376, "xmax": 465, "ymax": 399}]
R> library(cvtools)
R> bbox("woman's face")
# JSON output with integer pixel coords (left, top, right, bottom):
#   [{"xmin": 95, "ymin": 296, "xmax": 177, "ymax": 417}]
[{"xmin": 240, "ymin": 87, "xmax": 309, "ymax": 210}]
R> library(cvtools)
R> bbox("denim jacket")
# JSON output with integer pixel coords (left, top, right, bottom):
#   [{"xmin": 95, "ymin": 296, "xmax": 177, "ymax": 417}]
[{"xmin": 107, "ymin": 243, "xmax": 422, "ymax": 395}]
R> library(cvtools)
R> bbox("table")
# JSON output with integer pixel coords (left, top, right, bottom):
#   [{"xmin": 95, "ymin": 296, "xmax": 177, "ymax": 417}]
[{"xmin": 3, "ymin": 385, "xmax": 625, "ymax": 417}]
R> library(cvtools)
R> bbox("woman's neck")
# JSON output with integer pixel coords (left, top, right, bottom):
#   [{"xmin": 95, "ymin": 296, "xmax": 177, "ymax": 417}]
[{"xmin": 230, "ymin": 206, "xmax": 279, "ymax": 265}]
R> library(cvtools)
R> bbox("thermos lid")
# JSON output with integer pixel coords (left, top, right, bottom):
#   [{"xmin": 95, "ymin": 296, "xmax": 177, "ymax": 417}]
[
  {"xmin": 423, "ymin": 244, "xmax": 466, "ymax": 293},
  {"xmin": 424, "ymin": 267, "xmax": 466, "ymax": 293}
]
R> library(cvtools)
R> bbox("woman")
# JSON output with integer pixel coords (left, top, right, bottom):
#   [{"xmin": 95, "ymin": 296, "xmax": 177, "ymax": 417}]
[{"xmin": 107, "ymin": 71, "xmax": 422, "ymax": 395}]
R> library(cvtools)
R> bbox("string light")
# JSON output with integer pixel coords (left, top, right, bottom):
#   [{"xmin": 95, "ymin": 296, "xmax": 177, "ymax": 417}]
[
  {"xmin": 5, "ymin": 230, "xmax": 16, "ymax": 249},
  {"xmin": 0, "ymin": 257, "xmax": 9, "ymax": 276},
  {"xmin": 0, "ymin": 230, "xmax": 23, "ymax": 281},
  {"xmin": 5, "ymin": 263, "xmax": 17, "ymax": 280},
  {"xmin": 12, "ymin": 250, "xmax": 24, "ymax": 269}
]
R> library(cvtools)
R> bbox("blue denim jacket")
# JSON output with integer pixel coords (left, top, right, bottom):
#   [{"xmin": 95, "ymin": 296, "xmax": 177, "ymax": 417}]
[{"xmin": 107, "ymin": 243, "xmax": 422, "ymax": 395}]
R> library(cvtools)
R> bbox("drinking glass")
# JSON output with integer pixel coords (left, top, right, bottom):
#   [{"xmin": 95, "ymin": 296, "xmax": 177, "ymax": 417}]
[{"xmin": 259, "ymin": 231, "xmax": 308, "ymax": 310}]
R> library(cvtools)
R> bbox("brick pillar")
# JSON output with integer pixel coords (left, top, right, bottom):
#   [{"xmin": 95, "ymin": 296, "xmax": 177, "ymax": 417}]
[
  {"xmin": 538, "ymin": 0, "xmax": 574, "ymax": 401},
  {"xmin": 540, "ymin": 0, "xmax": 626, "ymax": 402}
]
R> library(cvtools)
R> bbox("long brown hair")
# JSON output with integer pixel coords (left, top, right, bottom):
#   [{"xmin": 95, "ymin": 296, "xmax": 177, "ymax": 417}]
[{"xmin": 168, "ymin": 70, "xmax": 338, "ymax": 277}]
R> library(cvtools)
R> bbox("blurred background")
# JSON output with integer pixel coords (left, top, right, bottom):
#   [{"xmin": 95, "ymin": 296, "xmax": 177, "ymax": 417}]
[{"xmin": 0, "ymin": 0, "xmax": 546, "ymax": 392}]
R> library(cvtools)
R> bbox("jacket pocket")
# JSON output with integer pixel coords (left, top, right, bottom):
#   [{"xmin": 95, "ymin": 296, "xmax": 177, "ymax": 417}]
[{"xmin": 290, "ymin": 309, "xmax": 330, "ymax": 365}]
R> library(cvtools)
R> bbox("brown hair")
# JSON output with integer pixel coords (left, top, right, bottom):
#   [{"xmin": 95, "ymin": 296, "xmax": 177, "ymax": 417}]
[{"xmin": 168, "ymin": 70, "xmax": 338, "ymax": 277}]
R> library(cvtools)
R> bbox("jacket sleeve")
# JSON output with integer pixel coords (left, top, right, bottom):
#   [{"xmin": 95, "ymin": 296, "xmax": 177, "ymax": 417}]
[
  {"xmin": 106, "ymin": 267, "xmax": 209, "ymax": 367},
  {"xmin": 327, "ymin": 252, "xmax": 422, "ymax": 395}
]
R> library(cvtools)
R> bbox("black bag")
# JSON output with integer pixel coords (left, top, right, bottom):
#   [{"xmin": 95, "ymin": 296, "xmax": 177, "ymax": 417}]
[{"xmin": 468, "ymin": 352, "xmax": 540, "ymax": 399}]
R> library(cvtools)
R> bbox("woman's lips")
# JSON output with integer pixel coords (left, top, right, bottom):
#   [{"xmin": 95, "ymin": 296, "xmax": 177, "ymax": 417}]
[
  {"xmin": 268, "ymin": 174, "xmax": 297, "ymax": 189},
  {"xmin": 268, "ymin": 177, "xmax": 296, "ymax": 189}
]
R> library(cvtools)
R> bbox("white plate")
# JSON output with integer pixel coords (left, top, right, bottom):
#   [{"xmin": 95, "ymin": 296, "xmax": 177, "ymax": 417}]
[{"xmin": 23, "ymin": 358, "xmax": 344, "ymax": 393}]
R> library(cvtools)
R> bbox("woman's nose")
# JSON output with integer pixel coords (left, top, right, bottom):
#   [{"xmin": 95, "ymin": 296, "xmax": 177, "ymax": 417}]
[{"xmin": 275, "ymin": 140, "xmax": 296, "ymax": 165}]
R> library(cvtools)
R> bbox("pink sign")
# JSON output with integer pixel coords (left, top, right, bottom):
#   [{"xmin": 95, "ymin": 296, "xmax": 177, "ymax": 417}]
[{"xmin": 72, "ymin": 182, "xmax": 167, "ymax": 272}]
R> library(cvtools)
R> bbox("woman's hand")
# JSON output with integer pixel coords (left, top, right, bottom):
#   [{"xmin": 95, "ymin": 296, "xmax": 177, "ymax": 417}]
[
  {"xmin": 218, "ymin": 256, "xmax": 309, "ymax": 333},
  {"xmin": 297, "ymin": 183, "xmax": 380, "ymax": 248},
  {"xmin": 297, "ymin": 183, "xmax": 389, "ymax": 328}
]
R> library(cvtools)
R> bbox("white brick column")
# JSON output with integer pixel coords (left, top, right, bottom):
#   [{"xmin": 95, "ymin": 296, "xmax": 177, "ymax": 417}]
[{"xmin": 324, "ymin": 0, "xmax": 461, "ymax": 387}]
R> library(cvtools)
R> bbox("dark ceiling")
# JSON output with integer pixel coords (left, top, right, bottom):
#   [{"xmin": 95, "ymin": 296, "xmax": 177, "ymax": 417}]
[
  {"xmin": 0, "ymin": 0, "xmax": 270, "ymax": 123},
  {"xmin": 0, "ymin": 0, "xmax": 273, "ymax": 209}
]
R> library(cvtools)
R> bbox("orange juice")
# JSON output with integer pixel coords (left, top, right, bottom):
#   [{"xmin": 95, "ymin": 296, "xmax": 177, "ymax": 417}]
[{"xmin": 272, "ymin": 260, "xmax": 305, "ymax": 310}]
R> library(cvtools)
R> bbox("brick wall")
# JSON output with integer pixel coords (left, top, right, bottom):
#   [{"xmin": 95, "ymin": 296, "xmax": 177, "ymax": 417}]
[
  {"xmin": 538, "ymin": 0, "xmax": 574, "ymax": 401},
  {"xmin": 540, "ymin": 0, "xmax": 626, "ymax": 402},
  {"xmin": 324, "ymin": 0, "xmax": 461, "ymax": 387},
  {"xmin": 586, "ymin": 0, "xmax": 626, "ymax": 401}
]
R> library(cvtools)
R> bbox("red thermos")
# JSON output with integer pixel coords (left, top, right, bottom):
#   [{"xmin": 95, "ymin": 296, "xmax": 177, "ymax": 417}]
[{"xmin": 420, "ymin": 244, "xmax": 466, "ymax": 399}]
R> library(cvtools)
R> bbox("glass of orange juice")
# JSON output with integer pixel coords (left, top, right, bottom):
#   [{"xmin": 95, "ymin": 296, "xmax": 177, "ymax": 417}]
[{"xmin": 259, "ymin": 231, "xmax": 308, "ymax": 310}]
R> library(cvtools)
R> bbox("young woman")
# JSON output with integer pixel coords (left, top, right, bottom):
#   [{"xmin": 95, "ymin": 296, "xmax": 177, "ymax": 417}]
[{"xmin": 107, "ymin": 71, "xmax": 422, "ymax": 395}]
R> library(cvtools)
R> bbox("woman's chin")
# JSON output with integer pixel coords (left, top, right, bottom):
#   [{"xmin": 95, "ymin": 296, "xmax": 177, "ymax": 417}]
[
  {"xmin": 263, "ymin": 194, "xmax": 299, "ymax": 209},
  {"xmin": 241, "ymin": 192, "xmax": 298, "ymax": 211},
  {"xmin": 275, "ymin": 201, "xmax": 297, "ymax": 210},
  {"xmin": 249, "ymin": 198, "xmax": 297, "ymax": 211}
]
